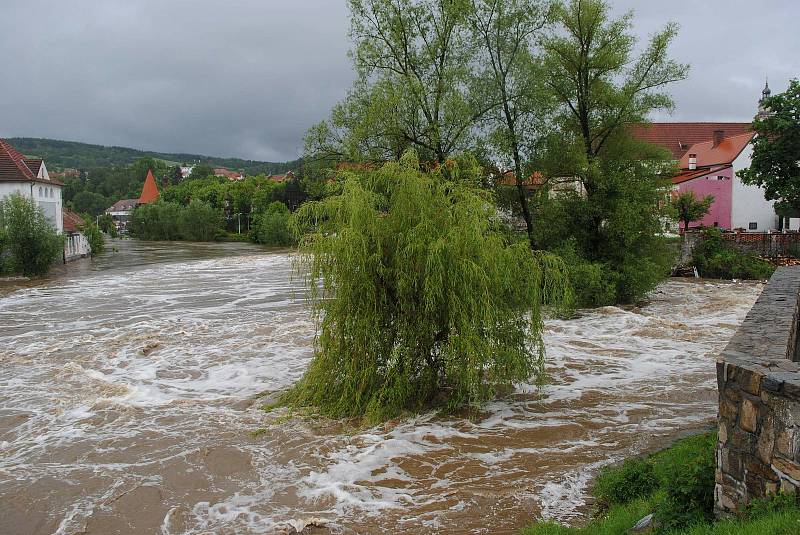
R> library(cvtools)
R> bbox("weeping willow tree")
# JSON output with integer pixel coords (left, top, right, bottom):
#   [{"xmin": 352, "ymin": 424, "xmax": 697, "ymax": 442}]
[{"xmin": 283, "ymin": 153, "xmax": 570, "ymax": 422}]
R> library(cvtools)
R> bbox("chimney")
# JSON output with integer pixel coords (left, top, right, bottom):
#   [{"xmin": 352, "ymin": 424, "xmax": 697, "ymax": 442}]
[
  {"xmin": 713, "ymin": 129, "xmax": 724, "ymax": 148},
  {"xmin": 688, "ymin": 154, "xmax": 697, "ymax": 170}
]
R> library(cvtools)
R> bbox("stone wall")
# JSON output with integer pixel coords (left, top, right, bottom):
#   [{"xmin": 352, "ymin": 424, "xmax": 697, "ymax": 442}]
[{"xmin": 716, "ymin": 266, "xmax": 800, "ymax": 513}]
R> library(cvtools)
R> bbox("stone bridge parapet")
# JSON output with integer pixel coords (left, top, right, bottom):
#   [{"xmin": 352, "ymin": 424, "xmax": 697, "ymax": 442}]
[{"xmin": 716, "ymin": 266, "xmax": 800, "ymax": 513}]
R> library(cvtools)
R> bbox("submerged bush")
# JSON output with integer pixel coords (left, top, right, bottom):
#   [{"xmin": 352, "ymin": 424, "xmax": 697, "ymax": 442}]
[
  {"xmin": 80, "ymin": 216, "xmax": 105, "ymax": 254},
  {"xmin": 252, "ymin": 201, "xmax": 294, "ymax": 246},
  {"xmin": 692, "ymin": 228, "xmax": 775, "ymax": 280},
  {"xmin": 0, "ymin": 194, "xmax": 63, "ymax": 277},
  {"xmin": 180, "ymin": 200, "xmax": 220, "ymax": 241},
  {"xmin": 282, "ymin": 155, "xmax": 571, "ymax": 422}
]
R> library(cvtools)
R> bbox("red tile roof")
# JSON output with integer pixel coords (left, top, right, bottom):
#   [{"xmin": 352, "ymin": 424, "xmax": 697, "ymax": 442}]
[
  {"xmin": 678, "ymin": 132, "xmax": 755, "ymax": 169},
  {"xmin": 107, "ymin": 198, "xmax": 139, "ymax": 212},
  {"xmin": 62, "ymin": 208, "xmax": 85, "ymax": 233},
  {"xmin": 138, "ymin": 169, "xmax": 159, "ymax": 204},
  {"xmin": 269, "ymin": 170, "xmax": 295, "ymax": 183},
  {"xmin": 497, "ymin": 170, "xmax": 546, "ymax": 188},
  {"xmin": 631, "ymin": 123, "xmax": 751, "ymax": 160},
  {"xmin": 672, "ymin": 165, "xmax": 732, "ymax": 185},
  {"xmin": 0, "ymin": 138, "xmax": 63, "ymax": 185}
]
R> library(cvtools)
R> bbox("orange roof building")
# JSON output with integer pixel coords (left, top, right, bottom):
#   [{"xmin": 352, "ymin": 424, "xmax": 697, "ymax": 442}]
[{"xmin": 138, "ymin": 169, "xmax": 160, "ymax": 204}]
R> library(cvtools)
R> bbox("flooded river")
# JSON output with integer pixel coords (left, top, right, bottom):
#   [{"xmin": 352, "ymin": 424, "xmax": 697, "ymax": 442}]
[{"xmin": 0, "ymin": 240, "xmax": 762, "ymax": 534}]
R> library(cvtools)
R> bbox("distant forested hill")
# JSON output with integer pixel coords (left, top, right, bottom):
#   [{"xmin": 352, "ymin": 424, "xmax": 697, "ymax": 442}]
[{"xmin": 8, "ymin": 137, "xmax": 299, "ymax": 175}]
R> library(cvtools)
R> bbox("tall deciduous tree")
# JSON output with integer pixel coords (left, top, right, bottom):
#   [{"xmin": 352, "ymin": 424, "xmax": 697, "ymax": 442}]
[
  {"xmin": 468, "ymin": 0, "xmax": 553, "ymax": 247},
  {"xmin": 741, "ymin": 79, "xmax": 800, "ymax": 222},
  {"xmin": 541, "ymin": 0, "xmax": 686, "ymax": 251},
  {"xmin": 307, "ymin": 0, "xmax": 488, "ymax": 167}
]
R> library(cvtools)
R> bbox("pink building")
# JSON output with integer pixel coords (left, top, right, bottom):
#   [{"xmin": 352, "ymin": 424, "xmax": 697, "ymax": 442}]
[{"xmin": 631, "ymin": 83, "xmax": 782, "ymax": 232}]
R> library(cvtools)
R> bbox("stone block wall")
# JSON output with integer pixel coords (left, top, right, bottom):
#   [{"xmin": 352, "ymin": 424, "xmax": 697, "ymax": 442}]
[{"xmin": 716, "ymin": 266, "xmax": 800, "ymax": 513}]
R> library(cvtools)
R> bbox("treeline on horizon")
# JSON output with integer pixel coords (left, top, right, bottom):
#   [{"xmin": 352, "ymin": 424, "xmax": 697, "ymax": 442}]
[{"xmin": 8, "ymin": 137, "xmax": 300, "ymax": 176}]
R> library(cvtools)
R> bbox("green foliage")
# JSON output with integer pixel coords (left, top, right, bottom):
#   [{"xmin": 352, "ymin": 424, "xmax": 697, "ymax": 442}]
[
  {"xmin": 130, "ymin": 200, "xmax": 221, "ymax": 242},
  {"xmin": 281, "ymin": 155, "xmax": 571, "ymax": 422},
  {"xmin": 97, "ymin": 213, "xmax": 118, "ymax": 238},
  {"xmin": 71, "ymin": 190, "xmax": 110, "ymax": 216},
  {"xmin": 594, "ymin": 458, "xmax": 657, "ymax": 507},
  {"xmin": 307, "ymin": 0, "xmax": 482, "ymax": 164},
  {"xmin": 672, "ymin": 190, "xmax": 714, "ymax": 231},
  {"xmin": 79, "ymin": 216, "xmax": 105, "ymax": 254},
  {"xmin": 655, "ymin": 445, "xmax": 716, "ymax": 530},
  {"xmin": 523, "ymin": 498, "xmax": 800, "ymax": 535},
  {"xmin": 535, "ymin": 152, "xmax": 675, "ymax": 307},
  {"xmin": 129, "ymin": 202, "xmax": 183, "ymax": 241},
  {"xmin": 542, "ymin": 0, "xmax": 687, "ymax": 161},
  {"xmin": 252, "ymin": 202, "xmax": 295, "ymax": 246},
  {"xmin": 692, "ymin": 228, "xmax": 775, "ymax": 280},
  {"xmin": 741, "ymin": 79, "xmax": 800, "ymax": 212},
  {"xmin": 0, "ymin": 194, "xmax": 63, "ymax": 277},
  {"xmin": 180, "ymin": 200, "xmax": 220, "ymax": 241},
  {"xmin": 522, "ymin": 433, "xmax": 798, "ymax": 535},
  {"xmin": 8, "ymin": 137, "xmax": 298, "ymax": 176},
  {"xmin": 553, "ymin": 241, "xmax": 617, "ymax": 307},
  {"xmin": 189, "ymin": 164, "xmax": 215, "ymax": 180}
]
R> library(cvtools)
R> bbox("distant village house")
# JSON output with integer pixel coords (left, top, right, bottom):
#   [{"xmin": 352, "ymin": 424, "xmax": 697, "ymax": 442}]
[{"xmin": 104, "ymin": 169, "xmax": 160, "ymax": 232}]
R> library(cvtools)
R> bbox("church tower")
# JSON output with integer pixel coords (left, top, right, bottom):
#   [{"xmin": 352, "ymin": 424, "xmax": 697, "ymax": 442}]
[{"xmin": 757, "ymin": 79, "xmax": 772, "ymax": 119}]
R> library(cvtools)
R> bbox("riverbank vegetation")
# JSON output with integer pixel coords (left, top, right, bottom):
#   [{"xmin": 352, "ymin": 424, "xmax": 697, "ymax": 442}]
[
  {"xmin": 304, "ymin": 0, "xmax": 685, "ymax": 309},
  {"xmin": 128, "ymin": 173, "xmax": 302, "ymax": 245},
  {"xmin": 692, "ymin": 229, "xmax": 775, "ymax": 280},
  {"xmin": 0, "ymin": 194, "xmax": 63, "ymax": 277},
  {"xmin": 281, "ymin": 155, "xmax": 571, "ymax": 421},
  {"xmin": 523, "ymin": 431, "xmax": 800, "ymax": 534}
]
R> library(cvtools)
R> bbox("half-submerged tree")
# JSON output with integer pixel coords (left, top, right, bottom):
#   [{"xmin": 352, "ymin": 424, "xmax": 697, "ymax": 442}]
[
  {"xmin": 671, "ymin": 190, "xmax": 713, "ymax": 232},
  {"xmin": 741, "ymin": 79, "xmax": 800, "ymax": 227},
  {"xmin": 283, "ymin": 153, "xmax": 571, "ymax": 422},
  {"xmin": 533, "ymin": 0, "xmax": 686, "ymax": 305}
]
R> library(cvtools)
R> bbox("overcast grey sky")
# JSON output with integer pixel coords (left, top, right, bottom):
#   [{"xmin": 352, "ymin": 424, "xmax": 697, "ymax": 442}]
[{"xmin": 1, "ymin": 1, "xmax": 797, "ymax": 162}]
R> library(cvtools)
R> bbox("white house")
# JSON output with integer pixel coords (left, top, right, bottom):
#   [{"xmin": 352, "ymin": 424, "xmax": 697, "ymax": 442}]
[
  {"xmin": 0, "ymin": 139, "xmax": 64, "ymax": 233},
  {"xmin": 0, "ymin": 138, "xmax": 94, "ymax": 262}
]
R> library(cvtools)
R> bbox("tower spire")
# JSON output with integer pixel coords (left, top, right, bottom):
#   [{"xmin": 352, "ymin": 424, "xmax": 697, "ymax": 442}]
[{"xmin": 757, "ymin": 75, "xmax": 772, "ymax": 119}]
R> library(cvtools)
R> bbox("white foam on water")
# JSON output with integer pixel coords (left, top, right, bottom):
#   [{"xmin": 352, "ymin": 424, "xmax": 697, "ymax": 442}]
[{"xmin": 0, "ymin": 244, "xmax": 764, "ymax": 534}]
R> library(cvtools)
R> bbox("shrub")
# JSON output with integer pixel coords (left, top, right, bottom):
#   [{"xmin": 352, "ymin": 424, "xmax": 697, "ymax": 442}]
[
  {"xmin": 655, "ymin": 450, "xmax": 716, "ymax": 530},
  {"xmin": 692, "ymin": 228, "xmax": 775, "ymax": 280},
  {"xmin": 97, "ymin": 213, "xmax": 118, "ymax": 238},
  {"xmin": 252, "ymin": 201, "xmax": 294, "ymax": 246},
  {"xmin": 593, "ymin": 457, "xmax": 657, "ymax": 507},
  {"xmin": 79, "ymin": 216, "xmax": 105, "ymax": 254},
  {"xmin": 281, "ymin": 154, "xmax": 571, "ymax": 422},
  {"xmin": 129, "ymin": 201, "xmax": 183, "ymax": 240},
  {"xmin": 0, "ymin": 194, "xmax": 63, "ymax": 277},
  {"xmin": 555, "ymin": 242, "xmax": 617, "ymax": 308},
  {"xmin": 180, "ymin": 200, "xmax": 220, "ymax": 241}
]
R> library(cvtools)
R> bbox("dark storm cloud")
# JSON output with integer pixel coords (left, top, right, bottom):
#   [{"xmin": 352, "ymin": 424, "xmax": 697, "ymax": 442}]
[{"xmin": 0, "ymin": 1, "xmax": 797, "ymax": 161}]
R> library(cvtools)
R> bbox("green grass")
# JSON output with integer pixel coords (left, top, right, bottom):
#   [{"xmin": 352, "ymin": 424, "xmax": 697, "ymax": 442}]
[{"xmin": 522, "ymin": 431, "xmax": 800, "ymax": 535}]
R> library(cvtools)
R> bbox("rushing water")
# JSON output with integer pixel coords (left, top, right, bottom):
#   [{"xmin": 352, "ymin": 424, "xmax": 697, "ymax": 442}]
[{"xmin": 0, "ymin": 240, "xmax": 762, "ymax": 535}]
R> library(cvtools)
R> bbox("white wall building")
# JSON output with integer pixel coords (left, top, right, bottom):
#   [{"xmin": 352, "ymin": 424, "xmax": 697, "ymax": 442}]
[{"xmin": 0, "ymin": 138, "xmax": 94, "ymax": 262}]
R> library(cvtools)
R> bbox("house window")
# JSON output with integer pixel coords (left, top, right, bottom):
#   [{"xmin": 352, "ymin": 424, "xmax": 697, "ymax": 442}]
[
  {"xmin": 717, "ymin": 176, "xmax": 724, "ymax": 181},
  {"xmin": 749, "ymin": 222, "xmax": 758, "ymax": 230},
  {"xmin": 38, "ymin": 186, "xmax": 42, "ymax": 196}
]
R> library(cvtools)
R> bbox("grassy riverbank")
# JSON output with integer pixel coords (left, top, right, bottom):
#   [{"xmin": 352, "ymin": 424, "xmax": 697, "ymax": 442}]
[{"xmin": 523, "ymin": 432, "xmax": 800, "ymax": 535}]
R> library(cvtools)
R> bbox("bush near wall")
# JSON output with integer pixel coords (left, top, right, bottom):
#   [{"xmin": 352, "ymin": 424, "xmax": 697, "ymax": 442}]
[
  {"xmin": 0, "ymin": 194, "xmax": 63, "ymax": 277},
  {"xmin": 693, "ymin": 228, "xmax": 775, "ymax": 280}
]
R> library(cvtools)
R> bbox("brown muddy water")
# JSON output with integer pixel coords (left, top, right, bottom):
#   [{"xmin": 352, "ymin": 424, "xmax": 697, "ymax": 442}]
[{"xmin": 0, "ymin": 240, "xmax": 762, "ymax": 534}]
